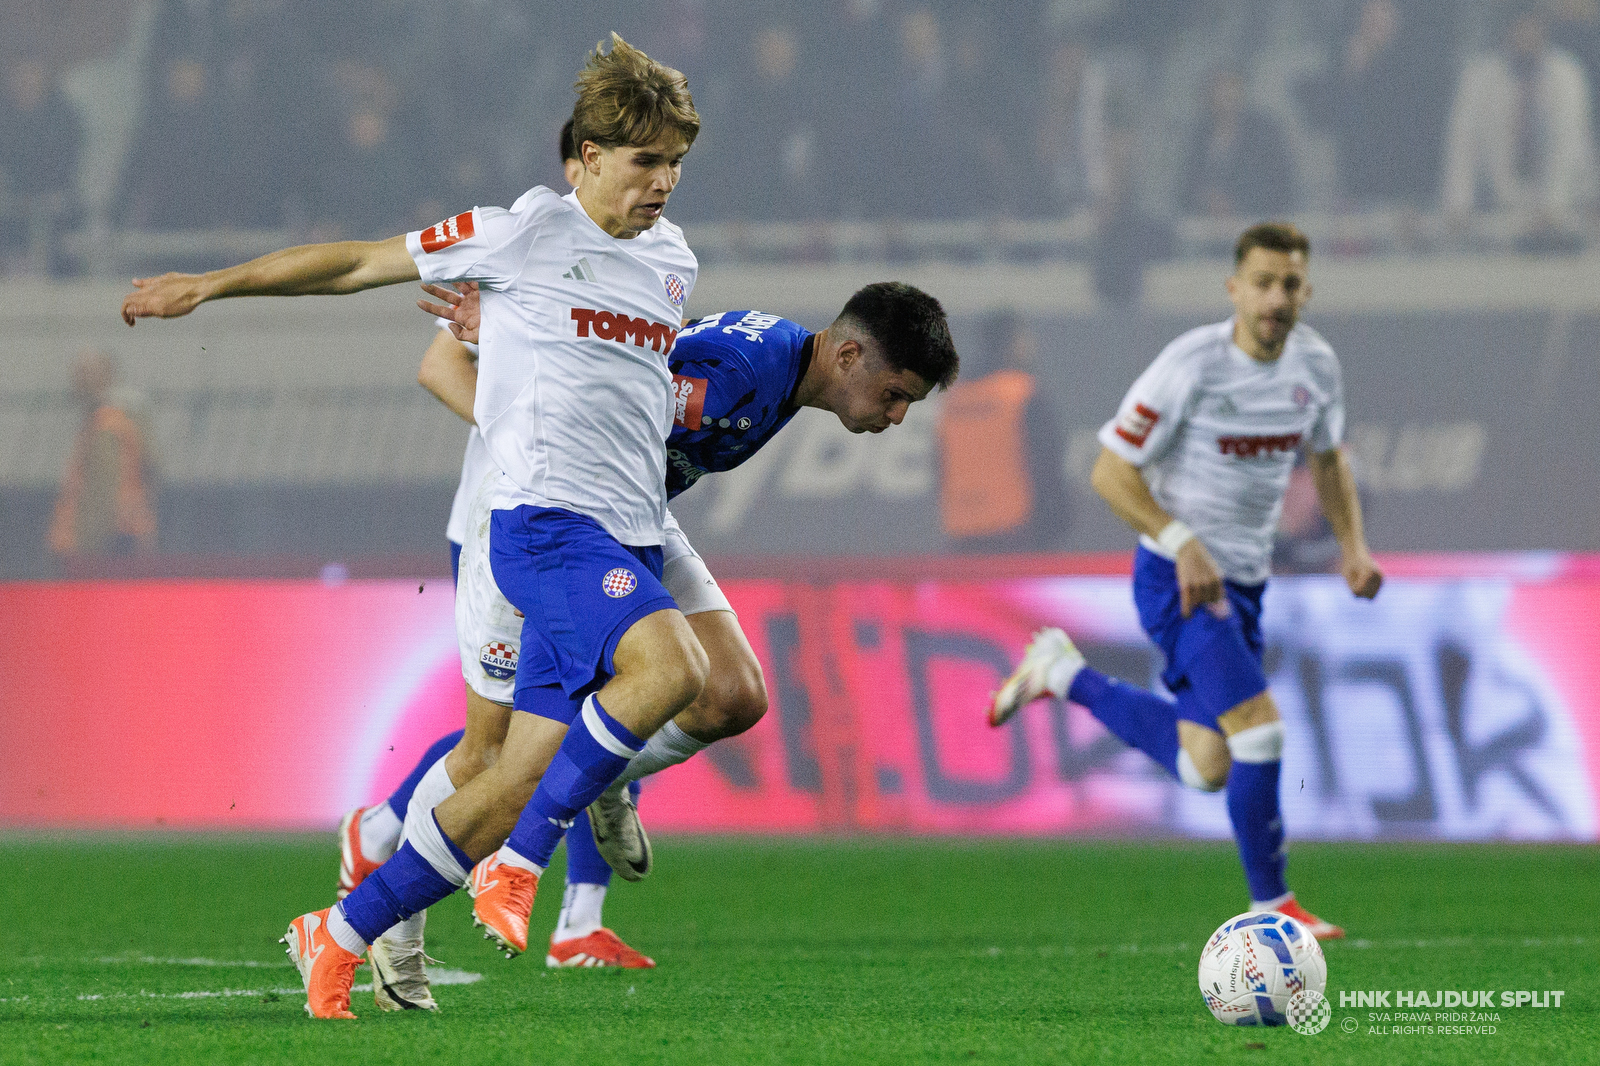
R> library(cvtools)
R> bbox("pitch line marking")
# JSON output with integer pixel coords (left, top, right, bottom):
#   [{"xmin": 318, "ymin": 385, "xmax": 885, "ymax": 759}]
[
  {"xmin": 94, "ymin": 955, "xmax": 292, "ymax": 969},
  {"xmin": 984, "ymin": 934, "xmax": 1590, "ymax": 959},
  {"xmin": 65, "ymin": 968, "xmax": 482, "ymax": 1002}
]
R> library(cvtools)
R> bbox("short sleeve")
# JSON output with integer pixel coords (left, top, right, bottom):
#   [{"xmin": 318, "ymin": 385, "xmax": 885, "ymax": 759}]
[
  {"xmin": 1308, "ymin": 355, "xmax": 1345, "ymax": 453},
  {"xmin": 1097, "ymin": 345, "xmax": 1199, "ymax": 466},
  {"xmin": 406, "ymin": 206, "xmax": 524, "ymax": 290}
]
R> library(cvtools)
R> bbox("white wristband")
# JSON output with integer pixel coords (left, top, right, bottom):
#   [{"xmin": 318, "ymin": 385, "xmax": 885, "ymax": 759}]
[{"xmin": 1156, "ymin": 520, "xmax": 1195, "ymax": 556}]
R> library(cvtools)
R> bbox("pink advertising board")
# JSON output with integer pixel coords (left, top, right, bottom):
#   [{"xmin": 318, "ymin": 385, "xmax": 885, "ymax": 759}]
[{"xmin": 2, "ymin": 555, "xmax": 1596, "ymax": 839}]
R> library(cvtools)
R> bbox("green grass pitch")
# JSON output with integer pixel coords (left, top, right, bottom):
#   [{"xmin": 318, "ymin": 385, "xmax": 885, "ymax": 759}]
[{"xmin": 1, "ymin": 835, "xmax": 1593, "ymax": 1064}]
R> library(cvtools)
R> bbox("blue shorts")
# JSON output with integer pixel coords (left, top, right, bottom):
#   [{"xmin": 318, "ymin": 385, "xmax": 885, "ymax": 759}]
[
  {"xmin": 1131, "ymin": 545, "xmax": 1268, "ymax": 729},
  {"xmin": 449, "ymin": 540, "xmax": 462, "ymax": 586},
  {"xmin": 489, "ymin": 505, "xmax": 675, "ymax": 705}
]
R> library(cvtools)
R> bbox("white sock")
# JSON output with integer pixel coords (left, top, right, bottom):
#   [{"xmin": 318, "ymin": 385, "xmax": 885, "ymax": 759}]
[
  {"xmin": 1044, "ymin": 654, "xmax": 1084, "ymax": 699},
  {"xmin": 553, "ymin": 882, "xmax": 607, "ymax": 942},
  {"xmin": 358, "ymin": 803, "xmax": 403, "ymax": 864},
  {"xmin": 495, "ymin": 844, "xmax": 545, "ymax": 876},
  {"xmin": 327, "ymin": 903, "xmax": 369, "ymax": 955},
  {"xmin": 1252, "ymin": 891, "xmax": 1293, "ymax": 911},
  {"xmin": 384, "ymin": 909, "xmax": 426, "ymax": 943},
  {"xmin": 613, "ymin": 721, "xmax": 708, "ymax": 787},
  {"xmin": 404, "ymin": 757, "xmax": 459, "ymax": 833},
  {"xmin": 403, "ymin": 803, "xmax": 469, "ymax": 886}
]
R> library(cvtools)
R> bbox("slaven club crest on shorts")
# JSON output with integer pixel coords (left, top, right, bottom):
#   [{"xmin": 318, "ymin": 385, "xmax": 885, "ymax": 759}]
[
  {"xmin": 479, "ymin": 641, "xmax": 517, "ymax": 680},
  {"xmin": 602, "ymin": 568, "xmax": 638, "ymax": 598}
]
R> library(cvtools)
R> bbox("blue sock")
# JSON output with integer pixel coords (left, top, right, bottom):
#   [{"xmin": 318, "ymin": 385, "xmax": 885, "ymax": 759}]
[
  {"xmin": 562, "ymin": 780, "xmax": 639, "ymax": 887},
  {"xmin": 1227, "ymin": 759, "xmax": 1288, "ymax": 902},
  {"xmin": 506, "ymin": 695, "xmax": 643, "ymax": 869},
  {"xmin": 386, "ymin": 730, "xmax": 465, "ymax": 820},
  {"xmin": 1067, "ymin": 667, "xmax": 1180, "ymax": 779},
  {"xmin": 339, "ymin": 839, "xmax": 460, "ymax": 944},
  {"xmin": 563, "ymin": 810, "xmax": 614, "ymax": 887}
]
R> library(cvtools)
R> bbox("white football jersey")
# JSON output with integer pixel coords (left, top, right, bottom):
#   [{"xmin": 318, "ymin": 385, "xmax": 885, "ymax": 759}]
[
  {"xmin": 407, "ymin": 187, "xmax": 696, "ymax": 546},
  {"xmin": 434, "ymin": 323, "xmax": 491, "ymax": 547},
  {"xmin": 1098, "ymin": 318, "xmax": 1344, "ymax": 584},
  {"xmin": 446, "ymin": 426, "xmax": 491, "ymax": 547}
]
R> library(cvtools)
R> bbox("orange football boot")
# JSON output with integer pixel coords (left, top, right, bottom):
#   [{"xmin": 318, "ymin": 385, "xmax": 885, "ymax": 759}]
[
  {"xmin": 337, "ymin": 806, "xmax": 384, "ymax": 900},
  {"xmin": 1276, "ymin": 897, "xmax": 1345, "ymax": 941},
  {"xmin": 282, "ymin": 908, "xmax": 364, "ymax": 1019},
  {"xmin": 546, "ymin": 928, "xmax": 657, "ymax": 969},
  {"xmin": 469, "ymin": 853, "xmax": 539, "ymax": 957}
]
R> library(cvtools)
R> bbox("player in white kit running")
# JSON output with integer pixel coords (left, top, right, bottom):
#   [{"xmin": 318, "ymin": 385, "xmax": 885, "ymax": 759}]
[
  {"xmin": 989, "ymin": 223, "xmax": 1381, "ymax": 940},
  {"xmin": 122, "ymin": 35, "xmax": 713, "ymax": 1019}
]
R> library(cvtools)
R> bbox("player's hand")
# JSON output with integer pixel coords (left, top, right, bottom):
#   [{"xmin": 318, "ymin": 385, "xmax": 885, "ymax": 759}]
[
  {"xmin": 120, "ymin": 273, "xmax": 207, "ymax": 326},
  {"xmin": 1175, "ymin": 539, "xmax": 1225, "ymax": 618},
  {"xmin": 1342, "ymin": 549, "xmax": 1383, "ymax": 599},
  {"xmin": 416, "ymin": 281, "xmax": 480, "ymax": 344}
]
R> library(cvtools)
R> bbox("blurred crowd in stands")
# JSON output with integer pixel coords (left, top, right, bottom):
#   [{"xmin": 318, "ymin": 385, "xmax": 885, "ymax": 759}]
[{"xmin": 4, "ymin": 0, "xmax": 1600, "ymax": 274}]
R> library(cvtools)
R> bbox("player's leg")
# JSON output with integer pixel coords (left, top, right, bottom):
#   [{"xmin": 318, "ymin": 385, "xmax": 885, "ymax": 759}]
[
  {"xmin": 337, "ymin": 729, "xmax": 460, "ymax": 899},
  {"xmin": 990, "ymin": 548, "xmax": 1203, "ymax": 782},
  {"xmin": 465, "ymin": 506, "xmax": 706, "ymax": 954},
  {"xmin": 491, "ymin": 609, "xmax": 705, "ymax": 880},
  {"xmin": 583, "ymin": 522, "xmax": 764, "ymax": 880},
  {"xmin": 544, "ymin": 796, "xmax": 655, "ymax": 969}
]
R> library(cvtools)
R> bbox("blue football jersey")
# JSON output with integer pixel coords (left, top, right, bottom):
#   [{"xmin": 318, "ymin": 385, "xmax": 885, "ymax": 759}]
[{"xmin": 665, "ymin": 310, "xmax": 813, "ymax": 498}]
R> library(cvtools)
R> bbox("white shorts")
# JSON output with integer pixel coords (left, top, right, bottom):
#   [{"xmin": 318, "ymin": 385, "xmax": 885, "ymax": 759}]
[{"xmin": 456, "ymin": 476, "xmax": 732, "ymax": 705}]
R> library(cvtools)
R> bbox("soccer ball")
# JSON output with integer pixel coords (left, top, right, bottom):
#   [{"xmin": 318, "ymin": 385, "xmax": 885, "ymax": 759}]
[{"xmin": 1197, "ymin": 911, "xmax": 1327, "ymax": 1026}]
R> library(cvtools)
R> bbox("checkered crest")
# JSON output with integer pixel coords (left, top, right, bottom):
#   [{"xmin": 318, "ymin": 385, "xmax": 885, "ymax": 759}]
[{"xmin": 602, "ymin": 568, "xmax": 638, "ymax": 598}]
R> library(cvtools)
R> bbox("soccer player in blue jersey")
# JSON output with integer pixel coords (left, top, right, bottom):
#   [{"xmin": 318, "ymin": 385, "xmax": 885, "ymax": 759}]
[{"xmin": 368, "ymin": 281, "xmax": 957, "ymax": 974}]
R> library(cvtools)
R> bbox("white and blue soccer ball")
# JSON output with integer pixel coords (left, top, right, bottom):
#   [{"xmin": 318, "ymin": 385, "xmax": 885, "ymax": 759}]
[{"xmin": 1197, "ymin": 911, "xmax": 1327, "ymax": 1026}]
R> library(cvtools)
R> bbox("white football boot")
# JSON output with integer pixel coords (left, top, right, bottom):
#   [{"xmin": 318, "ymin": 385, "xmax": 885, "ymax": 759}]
[
  {"xmin": 588, "ymin": 782, "xmax": 652, "ymax": 881},
  {"xmin": 987, "ymin": 627, "xmax": 1084, "ymax": 727},
  {"xmin": 367, "ymin": 914, "xmax": 440, "ymax": 1011}
]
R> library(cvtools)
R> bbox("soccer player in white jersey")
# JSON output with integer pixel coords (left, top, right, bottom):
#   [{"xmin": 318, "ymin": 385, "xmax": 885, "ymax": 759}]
[
  {"xmin": 386, "ymin": 280, "xmax": 953, "ymax": 983},
  {"xmin": 989, "ymin": 222, "xmax": 1381, "ymax": 940},
  {"xmin": 121, "ymin": 35, "xmax": 715, "ymax": 1020}
]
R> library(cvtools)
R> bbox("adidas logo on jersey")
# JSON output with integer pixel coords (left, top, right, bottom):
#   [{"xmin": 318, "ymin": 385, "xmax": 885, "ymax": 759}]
[{"xmin": 563, "ymin": 257, "xmax": 597, "ymax": 282}]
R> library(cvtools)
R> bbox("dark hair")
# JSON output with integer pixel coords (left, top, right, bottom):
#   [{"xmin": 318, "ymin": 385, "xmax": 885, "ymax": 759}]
[
  {"xmin": 1234, "ymin": 221, "xmax": 1310, "ymax": 267},
  {"xmin": 559, "ymin": 118, "xmax": 578, "ymax": 163},
  {"xmin": 836, "ymin": 282, "xmax": 959, "ymax": 389}
]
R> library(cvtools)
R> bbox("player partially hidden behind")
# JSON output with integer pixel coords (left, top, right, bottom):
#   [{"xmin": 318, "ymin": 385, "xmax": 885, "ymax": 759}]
[
  {"xmin": 370, "ymin": 279, "xmax": 956, "ymax": 986},
  {"xmin": 990, "ymin": 222, "xmax": 1380, "ymax": 939},
  {"xmin": 123, "ymin": 35, "xmax": 711, "ymax": 1019}
]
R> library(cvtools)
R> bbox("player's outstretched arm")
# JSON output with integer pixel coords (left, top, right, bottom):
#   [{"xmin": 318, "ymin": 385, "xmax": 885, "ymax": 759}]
[
  {"xmin": 1308, "ymin": 447, "xmax": 1382, "ymax": 599},
  {"xmin": 1090, "ymin": 447, "xmax": 1223, "ymax": 617},
  {"xmin": 418, "ymin": 330, "xmax": 478, "ymax": 425},
  {"xmin": 120, "ymin": 235, "xmax": 420, "ymax": 326}
]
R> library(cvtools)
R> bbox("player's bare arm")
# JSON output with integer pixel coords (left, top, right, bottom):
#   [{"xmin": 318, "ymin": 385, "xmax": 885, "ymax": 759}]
[
  {"xmin": 120, "ymin": 235, "xmax": 419, "ymax": 326},
  {"xmin": 417, "ymin": 281, "xmax": 480, "ymax": 344},
  {"xmin": 417, "ymin": 331, "xmax": 478, "ymax": 425},
  {"xmin": 1091, "ymin": 446, "xmax": 1224, "ymax": 617},
  {"xmin": 1307, "ymin": 447, "xmax": 1382, "ymax": 599}
]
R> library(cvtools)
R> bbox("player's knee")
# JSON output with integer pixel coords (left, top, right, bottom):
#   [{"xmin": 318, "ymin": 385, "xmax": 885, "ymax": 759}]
[
  {"xmin": 696, "ymin": 660, "xmax": 768, "ymax": 739},
  {"xmin": 653, "ymin": 637, "xmax": 710, "ymax": 713},
  {"xmin": 1178, "ymin": 746, "xmax": 1230, "ymax": 792}
]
